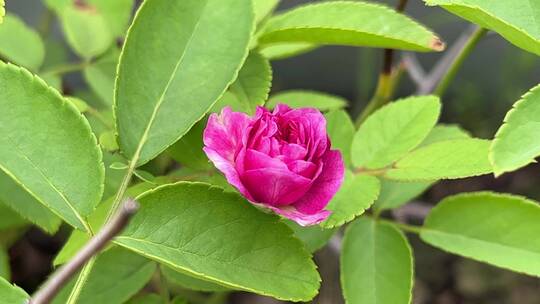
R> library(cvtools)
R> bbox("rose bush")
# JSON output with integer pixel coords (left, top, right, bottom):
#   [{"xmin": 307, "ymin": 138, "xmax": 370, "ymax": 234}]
[{"xmin": 203, "ymin": 104, "xmax": 345, "ymax": 226}]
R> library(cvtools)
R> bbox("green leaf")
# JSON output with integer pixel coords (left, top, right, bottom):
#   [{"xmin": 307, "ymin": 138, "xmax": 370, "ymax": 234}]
[
  {"xmin": 342, "ymin": 217, "xmax": 413, "ymax": 304},
  {"xmin": 267, "ymin": 90, "xmax": 347, "ymax": 111},
  {"xmin": 84, "ymin": 47, "xmax": 120, "ymax": 106},
  {"xmin": 126, "ymin": 294, "xmax": 164, "ymax": 304},
  {"xmin": 66, "ymin": 96, "xmax": 90, "ymax": 113},
  {"xmin": 59, "ymin": 3, "xmax": 113, "ymax": 59},
  {"xmin": 286, "ymin": 221, "xmax": 336, "ymax": 253},
  {"xmin": 228, "ymin": 51, "xmax": 272, "ymax": 114},
  {"xmin": 0, "ymin": 0, "xmax": 4, "ymax": 24},
  {"xmin": 0, "ymin": 246, "xmax": 9, "ymax": 280},
  {"xmin": 425, "ymin": 0, "xmax": 540, "ymax": 55},
  {"xmin": 114, "ymin": 182, "xmax": 320, "ymax": 301},
  {"xmin": 352, "ymin": 96, "xmax": 441, "ymax": 169},
  {"xmin": 53, "ymin": 247, "xmax": 156, "ymax": 304},
  {"xmin": 259, "ymin": 1, "xmax": 444, "ymax": 52},
  {"xmin": 162, "ymin": 266, "xmax": 230, "ymax": 292},
  {"xmin": 0, "ymin": 277, "xmax": 28, "ymax": 304},
  {"xmin": 0, "ymin": 171, "xmax": 62, "ymax": 234},
  {"xmin": 490, "ymin": 84, "xmax": 540, "ymax": 176},
  {"xmin": 54, "ymin": 182, "xmax": 157, "ymax": 266},
  {"xmin": 115, "ymin": 0, "xmax": 255, "ymax": 166},
  {"xmin": 419, "ymin": 124, "xmax": 471, "ymax": 147},
  {"xmin": 421, "ymin": 192, "xmax": 540, "ymax": 276},
  {"xmin": 99, "ymin": 131, "xmax": 119, "ymax": 152},
  {"xmin": 373, "ymin": 179, "xmax": 433, "ymax": 211},
  {"xmin": 253, "ymin": 0, "xmax": 279, "ymax": 23},
  {"xmin": 0, "ymin": 203, "xmax": 27, "ymax": 231},
  {"xmin": 0, "ymin": 62, "xmax": 104, "ymax": 231},
  {"xmin": 89, "ymin": 0, "xmax": 134, "ymax": 37},
  {"xmin": 168, "ymin": 119, "xmax": 211, "ymax": 170},
  {"xmin": 326, "ymin": 110, "xmax": 354, "ymax": 167},
  {"xmin": 260, "ymin": 42, "xmax": 317, "ymax": 60},
  {"xmin": 0, "ymin": 14, "xmax": 45, "ymax": 70},
  {"xmin": 386, "ymin": 139, "xmax": 492, "ymax": 181},
  {"xmin": 321, "ymin": 172, "xmax": 380, "ymax": 228}
]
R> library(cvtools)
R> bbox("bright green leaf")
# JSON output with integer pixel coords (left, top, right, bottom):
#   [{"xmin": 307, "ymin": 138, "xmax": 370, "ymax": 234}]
[
  {"xmin": 321, "ymin": 172, "xmax": 380, "ymax": 228},
  {"xmin": 59, "ymin": 4, "xmax": 113, "ymax": 59},
  {"xmin": 0, "ymin": 171, "xmax": 61, "ymax": 234},
  {"xmin": 99, "ymin": 131, "xmax": 119, "ymax": 152},
  {"xmin": 0, "ymin": 14, "xmax": 45, "ymax": 70},
  {"xmin": 0, "ymin": 62, "xmax": 104, "ymax": 231},
  {"xmin": 373, "ymin": 179, "xmax": 433, "ymax": 211},
  {"xmin": 228, "ymin": 51, "xmax": 272, "ymax": 114},
  {"xmin": 115, "ymin": 0, "xmax": 255, "ymax": 166},
  {"xmin": 53, "ymin": 247, "xmax": 156, "ymax": 304},
  {"xmin": 490, "ymin": 84, "xmax": 540, "ymax": 176},
  {"xmin": 326, "ymin": 110, "xmax": 355, "ymax": 167},
  {"xmin": 253, "ymin": 0, "xmax": 279, "ymax": 23},
  {"xmin": 84, "ymin": 47, "xmax": 120, "ymax": 106},
  {"xmin": 260, "ymin": 42, "xmax": 317, "ymax": 60},
  {"xmin": 352, "ymin": 96, "xmax": 441, "ymax": 169},
  {"xmin": 90, "ymin": 0, "xmax": 134, "ymax": 37},
  {"xmin": 267, "ymin": 90, "xmax": 347, "ymax": 111},
  {"xmin": 0, "ymin": 246, "xmax": 8, "ymax": 280},
  {"xmin": 342, "ymin": 217, "xmax": 413, "ymax": 304},
  {"xmin": 421, "ymin": 192, "xmax": 540, "ymax": 276},
  {"xmin": 425, "ymin": 0, "xmax": 540, "ymax": 55},
  {"xmin": 386, "ymin": 139, "xmax": 492, "ymax": 181},
  {"xmin": 286, "ymin": 221, "xmax": 336, "ymax": 253},
  {"xmin": 419, "ymin": 124, "xmax": 471, "ymax": 147},
  {"xmin": 0, "ymin": 0, "xmax": 4, "ymax": 24},
  {"xmin": 66, "ymin": 96, "xmax": 90, "ymax": 113},
  {"xmin": 0, "ymin": 203, "xmax": 27, "ymax": 232},
  {"xmin": 114, "ymin": 182, "xmax": 320, "ymax": 301},
  {"xmin": 0, "ymin": 277, "xmax": 28, "ymax": 304},
  {"xmin": 168, "ymin": 119, "xmax": 210, "ymax": 170},
  {"xmin": 162, "ymin": 266, "xmax": 230, "ymax": 292},
  {"xmin": 259, "ymin": 1, "xmax": 444, "ymax": 52}
]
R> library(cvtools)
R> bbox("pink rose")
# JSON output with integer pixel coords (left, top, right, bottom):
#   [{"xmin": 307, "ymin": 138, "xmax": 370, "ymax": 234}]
[{"xmin": 203, "ymin": 104, "xmax": 345, "ymax": 226}]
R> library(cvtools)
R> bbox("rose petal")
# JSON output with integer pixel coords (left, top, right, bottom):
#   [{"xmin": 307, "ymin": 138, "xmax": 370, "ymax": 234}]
[
  {"xmin": 203, "ymin": 107, "xmax": 251, "ymax": 161},
  {"xmin": 293, "ymin": 150, "xmax": 345, "ymax": 214},
  {"xmin": 264, "ymin": 204, "xmax": 331, "ymax": 226},
  {"xmin": 241, "ymin": 168, "xmax": 312, "ymax": 207}
]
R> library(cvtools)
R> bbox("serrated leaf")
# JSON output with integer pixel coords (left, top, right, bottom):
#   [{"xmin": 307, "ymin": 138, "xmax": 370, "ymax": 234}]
[
  {"xmin": 0, "ymin": 203, "xmax": 27, "ymax": 232},
  {"xmin": 228, "ymin": 51, "xmax": 272, "ymax": 114},
  {"xmin": 321, "ymin": 172, "xmax": 380, "ymax": 228},
  {"xmin": 386, "ymin": 139, "xmax": 492, "ymax": 181},
  {"xmin": 84, "ymin": 47, "xmax": 120, "ymax": 106},
  {"xmin": 66, "ymin": 96, "xmax": 90, "ymax": 113},
  {"xmin": 114, "ymin": 182, "xmax": 320, "ymax": 301},
  {"xmin": 0, "ymin": 14, "xmax": 45, "ymax": 70},
  {"xmin": 52, "ymin": 247, "xmax": 156, "ymax": 304},
  {"xmin": 352, "ymin": 96, "xmax": 441, "ymax": 169},
  {"xmin": 167, "ymin": 119, "xmax": 211, "ymax": 170},
  {"xmin": 419, "ymin": 124, "xmax": 471, "ymax": 147},
  {"xmin": 341, "ymin": 217, "xmax": 413, "ymax": 304},
  {"xmin": 286, "ymin": 221, "xmax": 336, "ymax": 253},
  {"xmin": 0, "ymin": 62, "xmax": 104, "ymax": 231},
  {"xmin": 373, "ymin": 179, "xmax": 433, "ymax": 211},
  {"xmin": 162, "ymin": 266, "xmax": 229, "ymax": 292},
  {"xmin": 253, "ymin": 0, "xmax": 279, "ymax": 23},
  {"xmin": 0, "ymin": 246, "xmax": 8, "ymax": 280},
  {"xmin": 421, "ymin": 192, "xmax": 540, "ymax": 276},
  {"xmin": 0, "ymin": 171, "xmax": 61, "ymax": 234},
  {"xmin": 0, "ymin": 277, "xmax": 28, "ymax": 304},
  {"xmin": 260, "ymin": 42, "xmax": 317, "ymax": 60},
  {"xmin": 425, "ymin": 0, "xmax": 540, "ymax": 55},
  {"xmin": 115, "ymin": 0, "xmax": 255, "ymax": 167},
  {"xmin": 490, "ymin": 84, "xmax": 540, "ymax": 176},
  {"xmin": 267, "ymin": 90, "xmax": 347, "ymax": 111},
  {"xmin": 259, "ymin": 1, "xmax": 444, "ymax": 52},
  {"xmin": 326, "ymin": 110, "xmax": 354, "ymax": 167}
]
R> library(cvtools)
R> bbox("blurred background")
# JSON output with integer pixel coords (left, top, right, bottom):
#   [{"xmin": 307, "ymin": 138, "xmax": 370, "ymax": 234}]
[{"xmin": 3, "ymin": 0, "xmax": 540, "ymax": 303}]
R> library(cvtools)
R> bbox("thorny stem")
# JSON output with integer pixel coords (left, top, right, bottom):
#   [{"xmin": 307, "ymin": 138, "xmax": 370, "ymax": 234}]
[
  {"xmin": 30, "ymin": 199, "xmax": 139, "ymax": 304},
  {"xmin": 433, "ymin": 26, "xmax": 487, "ymax": 96},
  {"xmin": 354, "ymin": 0, "xmax": 409, "ymax": 127}
]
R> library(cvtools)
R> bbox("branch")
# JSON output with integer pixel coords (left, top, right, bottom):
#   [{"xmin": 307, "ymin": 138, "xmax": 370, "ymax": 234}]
[{"xmin": 30, "ymin": 199, "xmax": 139, "ymax": 304}]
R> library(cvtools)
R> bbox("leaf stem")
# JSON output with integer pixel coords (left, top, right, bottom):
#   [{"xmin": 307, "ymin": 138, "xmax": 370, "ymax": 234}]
[
  {"xmin": 433, "ymin": 27, "xmax": 487, "ymax": 97},
  {"xmin": 157, "ymin": 267, "xmax": 170, "ymax": 304},
  {"xmin": 380, "ymin": 219, "xmax": 423, "ymax": 234}
]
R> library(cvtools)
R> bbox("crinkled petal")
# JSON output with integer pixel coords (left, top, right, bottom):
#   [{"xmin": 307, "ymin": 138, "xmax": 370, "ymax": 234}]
[
  {"xmin": 241, "ymin": 168, "xmax": 312, "ymax": 207},
  {"xmin": 203, "ymin": 107, "xmax": 251, "ymax": 161},
  {"xmin": 264, "ymin": 204, "xmax": 331, "ymax": 226},
  {"xmin": 293, "ymin": 150, "xmax": 344, "ymax": 214}
]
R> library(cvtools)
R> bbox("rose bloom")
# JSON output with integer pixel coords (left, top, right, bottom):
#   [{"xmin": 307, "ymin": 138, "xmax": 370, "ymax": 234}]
[{"xmin": 203, "ymin": 104, "xmax": 344, "ymax": 226}]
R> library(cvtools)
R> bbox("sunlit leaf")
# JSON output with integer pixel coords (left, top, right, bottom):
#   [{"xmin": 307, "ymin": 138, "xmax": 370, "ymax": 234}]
[{"xmin": 267, "ymin": 90, "xmax": 347, "ymax": 111}]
